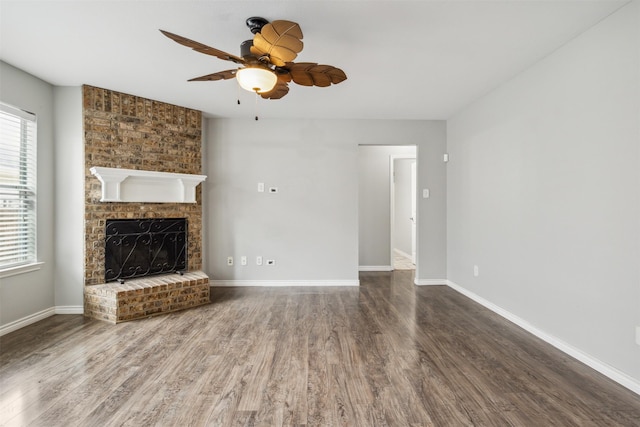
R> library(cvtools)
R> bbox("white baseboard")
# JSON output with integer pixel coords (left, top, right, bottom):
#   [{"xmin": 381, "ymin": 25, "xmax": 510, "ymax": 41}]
[
  {"xmin": 446, "ymin": 280, "xmax": 640, "ymax": 396},
  {"xmin": 0, "ymin": 305, "xmax": 84, "ymax": 336},
  {"xmin": 210, "ymin": 280, "xmax": 360, "ymax": 287},
  {"xmin": 359, "ymin": 265, "xmax": 393, "ymax": 272},
  {"xmin": 0, "ymin": 307, "xmax": 55, "ymax": 336},
  {"xmin": 415, "ymin": 278, "xmax": 448, "ymax": 286},
  {"xmin": 55, "ymin": 305, "xmax": 84, "ymax": 315}
]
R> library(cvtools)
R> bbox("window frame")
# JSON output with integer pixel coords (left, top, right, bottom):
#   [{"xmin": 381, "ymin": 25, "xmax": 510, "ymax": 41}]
[{"xmin": 0, "ymin": 102, "xmax": 39, "ymax": 275}]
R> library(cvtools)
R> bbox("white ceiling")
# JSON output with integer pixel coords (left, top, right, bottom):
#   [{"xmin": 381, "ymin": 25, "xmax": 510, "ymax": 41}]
[{"xmin": 0, "ymin": 0, "xmax": 628, "ymax": 120}]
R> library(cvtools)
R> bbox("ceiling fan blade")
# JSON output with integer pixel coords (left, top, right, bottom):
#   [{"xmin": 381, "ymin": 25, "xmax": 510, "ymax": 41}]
[
  {"xmin": 160, "ymin": 30, "xmax": 246, "ymax": 65},
  {"xmin": 251, "ymin": 20, "xmax": 304, "ymax": 67},
  {"xmin": 285, "ymin": 62, "xmax": 347, "ymax": 87},
  {"xmin": 260, "ymin": 75, "xmax": 290, "ymax": 99},
  {"xmin": 188, "ymin": 69, "xmax": 237, "ymax": 82}
]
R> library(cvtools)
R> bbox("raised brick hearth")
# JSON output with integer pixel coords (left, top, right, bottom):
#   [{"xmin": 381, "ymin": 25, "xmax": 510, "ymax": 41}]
[{"xmin": 84, "ymin": 271, "xmax": 210, "ymax": 323}]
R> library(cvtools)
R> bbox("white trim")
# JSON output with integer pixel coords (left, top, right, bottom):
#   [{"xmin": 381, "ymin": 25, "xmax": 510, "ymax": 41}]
[
  {"xmin": 0, "ymin": 305, "xmax": 85, "ymax": 336},
  {"xmin": 0, "ymin": 307, "xmax": 55, "ymax": 336},
  {"xmin": 0, "ymin": 262, "xmax": 44, "ymax": 279},
  {"xmin": 359, "ymin": 265, "xmax": 393, "ymax": 272},
  {"xmin": 210, "ymin": 280, "xmax": 360, "ymax": 287},
  {"xmin": 55, "ymin": 306, "xmax": 84, "ymax": 315},
  {"xmin": 415, "ymin": 278, "xmax": 448, "ymax": 286},
  {"xmin": 0, "ymin": 102, "xmax": 36, "ymax": 121},
  {"xmin": 446, "ymin": 280, "xmax": 640, "ymax": 396}
]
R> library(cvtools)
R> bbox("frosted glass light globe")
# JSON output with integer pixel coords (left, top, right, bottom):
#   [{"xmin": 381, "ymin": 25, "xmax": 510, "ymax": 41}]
[{"xmin": 236, "ymin": 67, "xmax": 277, "ymax": 93}]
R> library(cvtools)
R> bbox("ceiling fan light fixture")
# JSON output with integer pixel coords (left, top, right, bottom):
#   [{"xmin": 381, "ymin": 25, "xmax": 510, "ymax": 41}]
[
  {"xmin": 236, "ymin": 67, "xmax": 277, "ymax": 93},
  {"xmin": 161, "ymin": 18, "xmax": 346, "ymax": 102}
]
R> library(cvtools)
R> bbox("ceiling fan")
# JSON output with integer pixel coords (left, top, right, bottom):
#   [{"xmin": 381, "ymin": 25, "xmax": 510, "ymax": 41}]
[{"xmin": 160, "ymin": 17, "xmax": 347, "ymax": 100}]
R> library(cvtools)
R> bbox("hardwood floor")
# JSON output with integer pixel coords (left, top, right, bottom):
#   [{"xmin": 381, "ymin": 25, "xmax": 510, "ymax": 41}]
[
  {"xmin": 393, "ymin": 252, "xmax": 415, "ymax": 270},
  {"xmin": 2, "ymin": 271, "xmax": 639, "ymax": 426}
]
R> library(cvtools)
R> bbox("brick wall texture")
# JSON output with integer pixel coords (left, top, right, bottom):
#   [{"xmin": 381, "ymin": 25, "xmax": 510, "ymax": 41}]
[
  {"xmin": 84, "ymin": 271, "xmax": 210, "ymax": 323},
  {"xmin": 83, "ymin": 85, "xmax": 204, "ymax": 287}
]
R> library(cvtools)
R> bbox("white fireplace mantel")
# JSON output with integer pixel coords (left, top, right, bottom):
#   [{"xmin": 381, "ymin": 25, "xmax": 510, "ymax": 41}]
[{"xmin": 90, "ymin": 166, "xmax": 207, "ymax": 203}]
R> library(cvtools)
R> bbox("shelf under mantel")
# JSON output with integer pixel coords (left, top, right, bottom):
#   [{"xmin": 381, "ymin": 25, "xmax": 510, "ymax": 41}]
[{"xmin": 90, "ymin": 166, "xmax": 207, "ymax": 203}]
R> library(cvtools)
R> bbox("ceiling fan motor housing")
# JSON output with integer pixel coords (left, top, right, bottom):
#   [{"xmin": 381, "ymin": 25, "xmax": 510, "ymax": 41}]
[
  {"xmin": 240, "ymin": 40, "xmax": 254, "ymax": 59},
  {"xmin": 246, "ymin": 17, "xmax": 268, "ymax": 34}
]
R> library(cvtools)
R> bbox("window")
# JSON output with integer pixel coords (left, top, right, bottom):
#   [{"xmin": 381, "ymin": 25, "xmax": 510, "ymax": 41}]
[{"xmin": 0, "ymin": 102, "xmax": 37, "ymax": 270}]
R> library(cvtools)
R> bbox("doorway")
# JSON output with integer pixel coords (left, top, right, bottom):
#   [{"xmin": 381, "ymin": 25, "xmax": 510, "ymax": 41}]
[
  {"xmin": 390, "ymin": 156, "xmax": 417, "ymax": 271},
  {"xmin": 358, "ymin": 145, "xmax": 417, "ymax": 272}
]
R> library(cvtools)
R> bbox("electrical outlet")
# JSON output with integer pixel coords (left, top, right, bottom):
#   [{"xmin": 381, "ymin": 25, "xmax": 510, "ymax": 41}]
[
  {"xmin": 227, "ymin": 256, "xmax": 233, "ymax": 266},
  {"xmin": 256, "ymin": 256, "xmax": 263, "ymax": 266},
  {"xmin": 266, "ymin": 259, "xmax": 276, "ymax": 266},
  {"xmin": 258, "ymin": 182, "xmax": 264, "ymax": 192},
  {"xmin": 473, "ymin": 265, "xmax": 479, "ymax": 277},
  {"xmin": 241, "ymin": 256, "xmax": 247, "ymax": 266}
]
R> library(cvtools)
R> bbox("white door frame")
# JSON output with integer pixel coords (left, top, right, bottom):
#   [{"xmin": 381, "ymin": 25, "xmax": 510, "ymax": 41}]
[
  {"xmin": 389, "ymin": 154, "xmax": 417, "ymax": 270},
  {"xmin": 410, "ymin": 160, "xmax": 417, "ymax": 263}
]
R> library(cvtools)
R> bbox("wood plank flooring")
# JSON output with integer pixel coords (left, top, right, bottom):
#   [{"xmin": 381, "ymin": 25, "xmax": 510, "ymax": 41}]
[{"xmin": 1, "ymin": 270, "xmax": 640, "ymax": 426}]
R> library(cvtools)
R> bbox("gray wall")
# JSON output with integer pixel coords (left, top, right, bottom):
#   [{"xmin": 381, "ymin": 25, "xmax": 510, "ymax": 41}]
[
  {"xmin": 53, "ymin": 86, "xmax": 84, "ymax": 309},
  {"xmin": 0, "ymin": 61, "xmax": 55, "ymax": 326},
  {"xmin": 447, "ymin": 1, "xmax": 640, "ymax": 384},
  {"xmin": 204, "ymin": 119, "xmax": 446, "ymax": 283}
]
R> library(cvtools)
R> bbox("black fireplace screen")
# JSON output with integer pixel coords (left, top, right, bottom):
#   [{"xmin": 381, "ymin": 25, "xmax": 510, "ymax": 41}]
[{"xmin": 105, "ymin": 218, "xmax": 187, "ymax": 282}]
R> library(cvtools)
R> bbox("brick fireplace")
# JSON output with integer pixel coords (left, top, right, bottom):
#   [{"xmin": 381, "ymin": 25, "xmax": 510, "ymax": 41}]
[{"xmin": 82, "ymin": 85, "xmax": 209, "ymax": 322}]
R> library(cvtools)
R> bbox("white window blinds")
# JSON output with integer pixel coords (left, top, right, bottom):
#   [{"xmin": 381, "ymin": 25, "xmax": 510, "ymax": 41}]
[{"xmin": 0, "ymin": 103, "xmax": 37, "ymax": 269}]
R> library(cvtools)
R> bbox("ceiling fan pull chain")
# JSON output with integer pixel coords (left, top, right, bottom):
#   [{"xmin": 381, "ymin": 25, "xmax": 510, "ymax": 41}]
[
  {"xmin": 255, "ymin": 91, "xmax": 259, "ymax": 121},
  {"xmin": 237, "ymin": 81, "xmax": 241, "ymax": 105}
]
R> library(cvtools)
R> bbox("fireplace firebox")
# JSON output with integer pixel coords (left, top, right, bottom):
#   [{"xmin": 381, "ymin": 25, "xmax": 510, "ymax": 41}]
[{"xmin": 105, "ymin": 218, "xmax": 187, "ymax": 282}]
